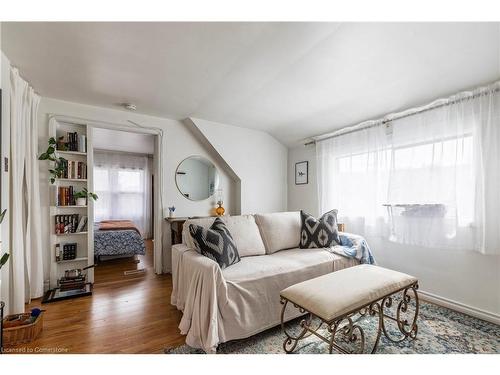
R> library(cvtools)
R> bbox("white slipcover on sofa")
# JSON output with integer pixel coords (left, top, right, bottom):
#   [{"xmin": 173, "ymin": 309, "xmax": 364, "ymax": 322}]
[{"xmin": 171, "ymin": 211, "xmax": 360, "ymax": 353}]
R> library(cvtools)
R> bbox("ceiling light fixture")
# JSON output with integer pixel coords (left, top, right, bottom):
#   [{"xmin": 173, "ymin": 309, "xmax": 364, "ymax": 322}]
[{"xmin": 123, "ymin": 103, "xmax": 137, "ymax": 111}]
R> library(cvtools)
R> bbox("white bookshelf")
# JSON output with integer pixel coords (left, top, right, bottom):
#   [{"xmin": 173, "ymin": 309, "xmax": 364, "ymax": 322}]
[
  {"xmin": 56, "ymin": 257, "xmax": 89, "ymax": 264},
  {"xmin": 56, "ymin": 231, "xmax": 89, "ymax": 237},
  {"xmin": 56, "ymin": 150, "xmax": 88, "ymax": 156},
  {"xmin": 48, "ymin": 119, "xmax": 94, "ymax": 288},
  {"xmin": 53, "ymin": 205, "xmax": 88, "ymax": 208},
  {"xmin": 56, "ymin": 178, "xmax": 88, "ymax": 182}
]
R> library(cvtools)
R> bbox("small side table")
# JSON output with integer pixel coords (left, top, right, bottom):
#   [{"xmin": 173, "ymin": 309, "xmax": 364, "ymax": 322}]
[
  {"xmin": 166, "ymin": 217, "xmax": 188, "ymax": 245},
  {"xmin": 165, "ymin": 216, "xmax": 216, "ymax": 245},
  {"xmin": 0, "ymin": 301, "xmax": 4, "ymax": 354}
]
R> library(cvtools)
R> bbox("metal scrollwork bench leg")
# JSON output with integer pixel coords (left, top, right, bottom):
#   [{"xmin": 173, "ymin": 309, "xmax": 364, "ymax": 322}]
[
  {"xmin": 280, "ymin": 298, "xmax": 322, "ymax": 353},
  {"xmin": 280, "ymin": 282, "xmax": 419, "ymax": 354}
]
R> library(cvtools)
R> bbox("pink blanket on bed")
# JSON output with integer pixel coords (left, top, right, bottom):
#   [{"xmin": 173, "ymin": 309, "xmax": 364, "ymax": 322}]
[{"xmin": 99, "ymin": 220, "xmax": 141, "ymax": 235}]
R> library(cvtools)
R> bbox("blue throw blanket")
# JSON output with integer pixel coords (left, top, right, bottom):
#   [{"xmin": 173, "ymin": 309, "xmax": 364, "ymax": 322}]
[{"xmin": 329, "ymin": 232, "xmax": 376, "ymax": 265}]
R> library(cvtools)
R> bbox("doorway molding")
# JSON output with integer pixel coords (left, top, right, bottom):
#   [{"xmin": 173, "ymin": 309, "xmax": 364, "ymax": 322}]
[{"xmin": 47, "ymin": 114, "xmax": 164, "ymax": 277}]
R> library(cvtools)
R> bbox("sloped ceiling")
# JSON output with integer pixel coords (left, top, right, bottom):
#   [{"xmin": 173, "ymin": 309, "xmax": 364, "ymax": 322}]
[{"xmin": 2, "ymin": 22, "xmax": 499, "ymax": 146}]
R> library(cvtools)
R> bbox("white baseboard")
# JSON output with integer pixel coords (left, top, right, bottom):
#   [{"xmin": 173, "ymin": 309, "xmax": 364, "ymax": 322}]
[{"xmin": 419, "ymin": 289, "xmax": 500, "ymax": 325}]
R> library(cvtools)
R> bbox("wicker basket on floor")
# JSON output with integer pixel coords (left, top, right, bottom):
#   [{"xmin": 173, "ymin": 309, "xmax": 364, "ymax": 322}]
[{"xmin": 2, "ymin": 312, "xmax": 44, "ymax": 346}]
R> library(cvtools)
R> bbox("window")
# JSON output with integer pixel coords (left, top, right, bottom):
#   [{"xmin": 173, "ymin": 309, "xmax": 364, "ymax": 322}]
[
  {"xmin": 317, "ymin": 83, "xmax": 500, "ymax": 254},
  {"xmin": 390, "ymin": 135, "xmax": 474, "ymax": 225},
  {"xmin": 318, "ymin": 123, "xmax": 476, "ymax": 249},
  {"xmin": 93, "ymin": 151, "xmax": 152, "ymax": 238}
]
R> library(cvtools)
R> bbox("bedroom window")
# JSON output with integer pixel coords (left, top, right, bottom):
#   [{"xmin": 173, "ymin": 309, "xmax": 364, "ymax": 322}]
[{"xmin": 94, "ymin": 151, "xmax": 152, "ymax": 238}]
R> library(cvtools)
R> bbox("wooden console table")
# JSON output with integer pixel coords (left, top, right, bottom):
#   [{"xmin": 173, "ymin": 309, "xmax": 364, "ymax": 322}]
[{"xmin": 165, "ymin": 216, "xmax": 215, "ymax": 245}]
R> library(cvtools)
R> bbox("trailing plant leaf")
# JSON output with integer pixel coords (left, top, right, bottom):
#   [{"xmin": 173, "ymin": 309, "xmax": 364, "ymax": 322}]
[
  {"xmin": 0, "ymin": 208, "xmax": 9, "ymax": 270},
  {"xmin": 0, "ymin": 253, "xmax": 9, "ymax": 270},
  {"xmin": 39, "ymin": 138, "xmax": 67, "ymax": 184}
]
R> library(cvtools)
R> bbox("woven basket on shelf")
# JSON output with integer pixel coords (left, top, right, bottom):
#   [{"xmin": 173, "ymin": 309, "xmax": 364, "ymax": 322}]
[{"xmin": 2, "ymin": 312, "xmax": 44, "ymax": 346}]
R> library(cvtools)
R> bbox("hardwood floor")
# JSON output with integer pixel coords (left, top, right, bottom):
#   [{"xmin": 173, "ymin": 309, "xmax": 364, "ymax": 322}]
[{"xmin": 8, "ymin": 240, "xmax": 185, "ymax": 354}]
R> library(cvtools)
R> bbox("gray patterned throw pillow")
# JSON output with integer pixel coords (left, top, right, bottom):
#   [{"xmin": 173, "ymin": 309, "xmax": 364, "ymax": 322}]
[
  {"xmin": 300, "ymin": 210, "xmax": 341, "ymax": 248},
  {"xmin": 189, "ymin": 218, "xmax": 241, "ymax": 269}
]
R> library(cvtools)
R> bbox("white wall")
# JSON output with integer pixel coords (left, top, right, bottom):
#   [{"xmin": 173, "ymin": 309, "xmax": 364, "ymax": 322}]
[
  {"xmin": 37, "ymin": 98, "xmax": 240, "ymax": 277},
  {"xmin": 191, "ymin": 118, "xmax": 288, "ymax": 214},
  {"xmin": 287, "ymin": 144, "xmax": 500, "ymax": 320},
  {"xmin": 288, "ymin": 145, "xmax": 318, "ymax": 216}
]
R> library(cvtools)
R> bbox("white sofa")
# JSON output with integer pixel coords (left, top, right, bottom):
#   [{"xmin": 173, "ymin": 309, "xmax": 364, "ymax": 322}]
[{"xmin": 171, "ymin": 211, "xmax": 360, "ymax": 353}]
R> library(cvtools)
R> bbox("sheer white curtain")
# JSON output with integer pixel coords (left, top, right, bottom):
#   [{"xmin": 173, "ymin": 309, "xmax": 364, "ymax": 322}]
[
  {"xmin": 10, "ymin": 68, "xmax": 44, "ymax": 313},
  {"xmin": 317, "ymin": 81, "xmax": 500, "ymax": 254},
  {"xmin": 317, "ymin": 122, "xmax": 391, "ymax": 238},
  {"xmin": 471, "ymin": 83, "xmax": 500, "ymax": 254},
  {"xmin": 94, "ymin": 151, "xmax": 152, "ymax": 238}
]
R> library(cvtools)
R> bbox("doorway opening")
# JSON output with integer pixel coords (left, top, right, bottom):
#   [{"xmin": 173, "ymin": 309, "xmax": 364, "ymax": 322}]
[{"xmin": 91, "ymin": 127, "xmax": 157, "ymax": 285}]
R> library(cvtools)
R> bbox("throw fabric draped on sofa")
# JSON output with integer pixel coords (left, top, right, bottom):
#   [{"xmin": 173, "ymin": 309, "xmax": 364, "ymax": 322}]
[
  {"xmin": 9, "ymin": 67, "xmax": 44, "ymax": 313},
  {"xmin": 317, "ymin": 81, "xmax": 500, "ymax": 254},
  {"xmin": 171, "ymin": 212, "xmax": 365, "ymax": 353}
]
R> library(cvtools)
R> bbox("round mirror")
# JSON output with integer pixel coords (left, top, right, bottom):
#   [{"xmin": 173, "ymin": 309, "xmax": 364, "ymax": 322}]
[{"xmin": 175, "ymin": 156, "xmax": 220, "ymax": 201}]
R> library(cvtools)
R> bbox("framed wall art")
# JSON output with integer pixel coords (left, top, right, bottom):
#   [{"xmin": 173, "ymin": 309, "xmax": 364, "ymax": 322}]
[{"xmin": 295, "ymin": 161, "xmax": 308, "ymax": 185}]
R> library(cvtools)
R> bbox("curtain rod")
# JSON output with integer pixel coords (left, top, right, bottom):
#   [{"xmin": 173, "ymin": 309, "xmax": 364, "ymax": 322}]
[{"xmin": 304, "ymin": 81, "xmax": 500, "ymax": 146}]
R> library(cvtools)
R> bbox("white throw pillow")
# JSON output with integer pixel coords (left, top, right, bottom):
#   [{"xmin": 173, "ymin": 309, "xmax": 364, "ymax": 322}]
[
  {"xmin": 224, "ymin": 215, "xmax": 266, "ymax": 257},
  {"xmin": 254, "ymin": 212, "xmax": 301, "ymax": 254},
  {"xmin": 182, "ymin": 217, "xmax": 215, "ymax": 249}
]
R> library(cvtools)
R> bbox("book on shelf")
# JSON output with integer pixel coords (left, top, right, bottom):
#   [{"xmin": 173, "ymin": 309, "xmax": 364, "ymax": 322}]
[
  {"xmin": 60, "ymin": 160, "xmax": 87, "ymax": 179},
  {"xmin": 55, "ymin": 242, "xmax": 77, "ymax": 261},
  {"xmin": 57, "ymin": 186, "xmax": 77, "ymax": 206},
  {"xmin": 55, "ymin": 243, "xmax": 61, "ymax": 262},
  {"xmin": 55, "ymin": 214, "xmax": 81, "ymax": 234},
  {"xmin": 75, "ymin": 216, "xmax": 88, "ymax": 233},
  {"xmin": 78, "ymin": 134, "xmax": 87, "ymax": 153},
  {"xmin": 57, "ymin": 131, "xmax": 87, "ymax": 153},
  {"xmin": 55, "ymin": 243, "xmax": 81, "ymax": 263},
  {"xmin": 59, "ymin": 279, "xmax": 86, "ymax": 291}
]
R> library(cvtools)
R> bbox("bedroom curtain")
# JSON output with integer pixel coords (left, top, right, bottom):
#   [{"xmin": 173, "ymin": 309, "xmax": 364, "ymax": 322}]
[
  {"xmin": 10, "ymin": 67, "xmax": 44, "ymax": 313},
  {"xmin": 94, "ymin": 151, "xmax": 152, "ymax": 238},
  {"xmin": 317, "ymin": 81, "xmax": 500, "ymax": 254}
]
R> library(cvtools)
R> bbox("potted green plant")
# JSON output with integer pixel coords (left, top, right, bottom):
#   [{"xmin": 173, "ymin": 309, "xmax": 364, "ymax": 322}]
[
  {"xmin": 38, "ymin": 137, "xmax": 67, "ymax": 184},
  {"xmin": 74, "ymin": 188, "xmax": 98, "ymax": 206}
]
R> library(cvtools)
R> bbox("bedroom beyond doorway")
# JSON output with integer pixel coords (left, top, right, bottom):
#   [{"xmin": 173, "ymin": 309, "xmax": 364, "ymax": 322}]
[{"xmin": 92, "ymin": 128, "xmax": 156, "ymax": 281}]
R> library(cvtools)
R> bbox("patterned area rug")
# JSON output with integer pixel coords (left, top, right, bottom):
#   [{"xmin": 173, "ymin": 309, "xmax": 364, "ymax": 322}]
[{"xmin": 166, "ymin": 300, "xmax": 500, "ymax": 354}]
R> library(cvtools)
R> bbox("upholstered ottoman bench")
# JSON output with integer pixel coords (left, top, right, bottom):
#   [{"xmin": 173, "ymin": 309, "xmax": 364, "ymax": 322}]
[{"xmin": 279, "ymin": 264, "xmax": 419, "ymax": 354}]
